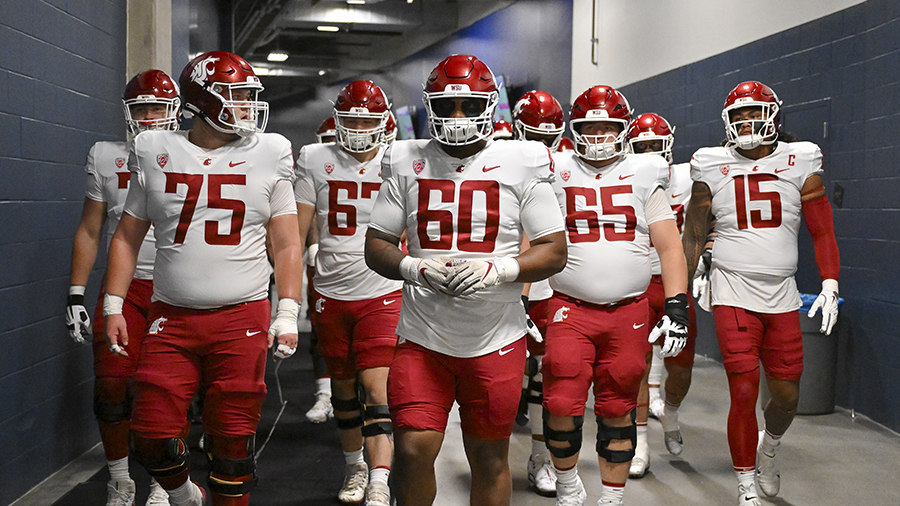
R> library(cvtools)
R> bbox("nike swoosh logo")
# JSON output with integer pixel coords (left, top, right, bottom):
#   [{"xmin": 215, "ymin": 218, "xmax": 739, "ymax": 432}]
[
  {"xmin": 383, "ymin": 299, "xmax": 396, "ymax": 305},
  {"xmin": 633, "ymin": 323, "xmax": 645, "ymax": 329},
  {"xmin": 230, "ymin": 161, "xmax": 246, "ymax": 167},
  {"xmin": 671, "ymin": 193, "xmax": 683, "ymax": 198},
  {"xmin": 246, "ymin": 330, "xmax": 261, "ymax": 336},
  {"xmin": 482, "ymin": 165, "xmax": 500, "ymax": 172},
  {"xmin": 498, "ymin": 347, "xmax": 515, "ymax": 356},
  {"xmin": 774, "ymin": 168, "xmax": 789, "ymax": 173},
  {"xmin": 619, "ymin": 174, "xmax": 634, "ymax": 180}
]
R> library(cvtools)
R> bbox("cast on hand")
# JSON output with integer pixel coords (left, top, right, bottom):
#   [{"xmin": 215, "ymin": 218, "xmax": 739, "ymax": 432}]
[
  {"xmin": 66, "ymin": 286, "xmax": 91, "ymax": 344},
  {"xmin": 444, "ymin": 257, "xmax": 520, "ymax": 297},
  {"xmin": 269, "ymin": 298, "xmax": 300, "ymax": 360},
  {"xmin": 808, "ymin": 279, "xmax": 839, "ymax": 335},
  {"xmin": 648, "ymin": 293, "xmax": 690, "ymax": 358}
]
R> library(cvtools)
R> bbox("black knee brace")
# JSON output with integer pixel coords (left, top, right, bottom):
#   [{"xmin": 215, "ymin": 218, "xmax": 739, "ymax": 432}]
[
  {"xmin": 333, "ymin": 396, "xmax": 363, "ymax": 430},
  {"xmin": 526, "ymin": 376, "xmax": 543, "ymax": 405},
  {"xmin": 133, "ymin": 436, "xmax": 190, "ymax": 478},
  {"xmin": 543, "ymin": 410, "xmax": 583, "ymax": 459},
  {"xmin": 361, "ymin": 404, "xmax": 392, "ymax": 438},
  {"xmin": 206, "ymin": 436, "xmax": 258, "ymax": 497},
  {"xmin": 93, "ymin": 383, "xmax": 132, "ymax": 424},
  {"xmin": 595, "ymin": 415, "xmax": 637, "ymax": 463}
]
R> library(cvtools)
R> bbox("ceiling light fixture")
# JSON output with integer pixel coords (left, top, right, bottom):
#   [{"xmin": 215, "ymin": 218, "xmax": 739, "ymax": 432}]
[
  {"xmin": 317, "ymin": 25, "xmax": 340, "ymax": 32},
  {"xmin": 267, "ymin": 51, "xmax": 288, "ymax": 62},
  {"xmin": 318, "ymin": 70, "xmax": 327, "ymax": 76},
  {"xmin": 347, "ymin": 0, "xmax": 366, "ymax": 4}
]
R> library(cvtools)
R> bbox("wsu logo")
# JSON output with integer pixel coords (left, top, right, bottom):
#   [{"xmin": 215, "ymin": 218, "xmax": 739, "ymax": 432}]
[
  {"xmin": 115, "ymin": 158, "xmax": 126, "ymax": 169},
  {"xmin": 157, "ymin": 153, "xmax": 169, "ymax": 168},
  {"xmin": 561, "ymin": 169, "xmax": 571, "ymax": 182},
  {"xmin": 325, "ymin": 163, "xmax": 334, "ymax": 174},
  {"xmin": 148, "ymin": 316, "xmax": 168, "ymax": 335},
  {"xmin": 552, "ymin": 306, "xmax": 570, "ymax": 323},
  {"xmin": 413, "ymin": 159, "xmax": 425, "ymax": 174},
  {"xmin": 315, "ymin": 298, "xmax": 326, "ymax": 313},
  {"xmin": 190, "ymin": 55, "xmax": 220, "ymax": 86}
]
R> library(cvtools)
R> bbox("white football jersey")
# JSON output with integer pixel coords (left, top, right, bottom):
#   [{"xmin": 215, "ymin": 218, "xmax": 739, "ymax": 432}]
[
  {"xmin": 691, "ymin": 141, "xmax": 823, "ymax": 312},
  {"xmin": 369, "ymin": 139, "xmax": 565, "ymax": 357},
  {"xmin": 125, "ymin": 130, "xmax": 296, "ymax": 309},
  {"xmin": 550, "ymin": 152, "xmax": 672, "ymax": 304},
  {"xmin": 294, "ymin": 142, "xmax": 402, "ymax": 300},
  {"xmin": 650, "ymin": 161, "xmax": 692, "ymax": 275},
  {"xmin": 85, "ymin": 141, "xmax": 156, "ymax": 279}
]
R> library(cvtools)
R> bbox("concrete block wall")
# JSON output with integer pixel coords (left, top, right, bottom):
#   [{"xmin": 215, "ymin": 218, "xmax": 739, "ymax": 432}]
[
  {"xmin": 621, "ymin": 0, "xmax": 900, "ymax": 431},
  {"xmin": 0, "ymin": 1, "xmax": 126, "ymax": 503}
]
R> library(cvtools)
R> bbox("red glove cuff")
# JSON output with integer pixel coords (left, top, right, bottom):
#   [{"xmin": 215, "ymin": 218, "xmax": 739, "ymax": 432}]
[{"xmin": 801, "ymin": 193, "xmax": 840, "ymax": 281}]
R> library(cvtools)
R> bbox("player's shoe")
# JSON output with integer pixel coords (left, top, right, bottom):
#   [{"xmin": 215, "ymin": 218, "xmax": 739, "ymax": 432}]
[
  {"xmin": 305, "ymin": 393, "xmax": 334, "ymax": 423},
  {"xmin": 598, "ymin": 499, "xmax": 625, "ymax": 506},
  {"xmin": 737, "ymin": 482, "xmax": 761, "ymax": 506},
  {"xmin": 106, "ymin": 478, "xmax": 136, "ymax": 506},
  {"xmin": 648, "ymin": 396, "xmax": 665, "ymax": 419},
  {"xmin": 527, "ymin": 454, "xmax": 557, "ymax": 496},
  {"xmin": 365, "ymin": 480, "xmax": 391, "ymax": 506},
  {"xmin": 628, "ymin": 452, "xmax": 650, "ymax": 479},
  {"xmin": 756, "ymin": 431, "xmax": 781, "ymax": 497},
  {"xmin": 338, "ymin": 461, "xmax": 369, "ymax": 503},
  {"xmin": 556, "ymin": 475, "xmax": 587, "ymax": 506},
  {"xmin": 663, "ymin": 429, "xmax": 684, "ymax": 456},
  {"xmin": 144, "ymin": 478, "xmax": 169, "ymax": 506}
]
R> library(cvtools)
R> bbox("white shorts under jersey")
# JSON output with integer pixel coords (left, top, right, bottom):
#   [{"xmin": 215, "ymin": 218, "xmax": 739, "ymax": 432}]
[
  {"xmin": 550, "ymin": 152, "xmax": 673, "ymax": 304},
  {"xmin": 650, "ymin": 161, "xmax": 692, "ymax": 275},
  {"xmin": 691, "ymin": 141, "xmax": 823, "ymax": 313},
  {"xmin": 294, "ymin": 142, "xmax": 402, "ymax": 300},
  {"xmin": 125, "ymin": 130, "xmax": 296, "ymax": 309},
  {"xmin": 85, "ymin": 141, "xmax": 156, "ymax": 280},
  {"xmin": 369, "ymin": 139, "xmax": 565, "ymax": 358}
]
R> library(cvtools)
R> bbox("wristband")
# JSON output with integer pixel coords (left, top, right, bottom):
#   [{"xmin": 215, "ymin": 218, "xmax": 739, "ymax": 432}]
[
  {"xmin": 103, "ymin": 294, "xmax": 125, "ymax": 316},
  {"xmin": 822, "ymin": 279, "xmax": 839, "ymax": 293},
  {"xmin": 664, "ymin": 293, "xmax": 689, "ymax": 327},
  {"xmin": 494, "ymin": 257, "xmax": 520, "ymax": 283},
  {"xmin": 399, "ymin": 256, "xmax": 418, "ymax": 283}
]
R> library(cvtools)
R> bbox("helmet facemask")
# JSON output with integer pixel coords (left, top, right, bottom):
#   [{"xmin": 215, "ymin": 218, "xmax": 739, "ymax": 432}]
[
  {"xmin": 335, "ymin": 107, "xmax": 388, "ymax": 153},
  {"xmin": 206, "ymin": 82, "xmax": 268, "ymax": 137},
  {"xmin": 571, "ymin": 117, "xmax": 629, "ymax": 161},
  {"xmin": 424, "ymin": 88, "xmax": 499, "ymax": 146},
  {"xmin": 629, "ymin": 134, "xmax": 674, "ymax": 163},
  {"xmin": 123, "ymin": 96, "xmax": 180, "ymax": 138},
  {"xmin": 722, "ymin": 101, "xmax": 779, "ymax": 149},
  {"xmin": 514, "ymin": 121, "xmax": 564, "ymax": 151}
]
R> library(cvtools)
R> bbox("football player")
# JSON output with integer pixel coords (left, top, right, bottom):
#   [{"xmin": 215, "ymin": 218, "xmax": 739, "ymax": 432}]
[
  {"xmin": 364, "ymin": 54, "xmax": 567, "ymax": 506},
  {"xmin": 683, "ymin": 81, "xmax": 840, "ymax": 506},
  {"xmin": 294, "ymin": 80, "xmax": 400, "ymax": 506},
  {"xmin": 316, "ymin": 117, "xmax": 337, "ymax": 144},
  {"xmin": 542, "ymin": 86, "xmax": 689, "ymax": 506},
  {"xmin": 103, "ymin": 51, "xmax": 302, "ymax": 506},
  {"xmin": 66, "ymin": 69, "xmax": 179, "ymax": 506}
]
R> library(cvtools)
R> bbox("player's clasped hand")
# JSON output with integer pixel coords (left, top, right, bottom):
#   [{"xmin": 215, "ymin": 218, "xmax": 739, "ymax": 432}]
[
  {"xmin": 443, "ymin": 257, "xmax": 520, "ymax": 297},
  {"xmin": 399, "ymin": 256, "xmax": 453, "ymax": 294},
  {"xmin": 649, "ymin": 293, "xmax": 690, "ymax": 357}
]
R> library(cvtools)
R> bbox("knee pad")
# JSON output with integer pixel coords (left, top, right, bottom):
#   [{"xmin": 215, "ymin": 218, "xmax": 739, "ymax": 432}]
[
  {"xmin": 595, "ymin": 415, "xmax": 637, "ymax": 463},
  {"xmin": 206, "ymin": 435, "xmax": 258, "ymax": 497},
  {"xmin": 542, "ymin": 410, "xmax": 583, "ymax": 459},
  {"xmin": 93, "ymin": 379, "xmax": 132, "ymax": 424},
  {"xmin": 132, "ymin": 436, "xmax": 190, "ymax": 478},
  {"xmin": 361, "ymin": 404, "xmax": 392, "ymax": 438},
  {"xmin": 333, "ymin": 396, "xmax": 363, "ymax": 430}
]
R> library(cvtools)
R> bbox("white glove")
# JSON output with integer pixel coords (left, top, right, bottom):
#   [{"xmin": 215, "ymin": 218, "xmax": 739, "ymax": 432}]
[
  {"xmin": 303, "ymin": 243, "xmax": 319, "ymax": 269},
  {"xmin": 692, "ymin": 249, "xmax": 712, "ymax": 312},
  {"xmin": 648, "ymin": 294, "xmax": 689, "ymax": 358},
  {"xmin": 808, "ymin": 279, "xmax": 839, "ymax": 335},
  {"xmin": 522, "ymin": 296, "xmax": 543, "ymax": 343},
  {"xmin": 444, "ymin": 257, "xmax": 520, "ymax": 297},
  {"xmin": 269, "ymin": 298, "xmax": 300, "ymax": 360},
  {"xmin": 399, "ymin": 256, "xmax": 452, "ymax": 294},
  {"xmin": 65, "ymin": 286, "xmax": 91, "ymax": 343}
]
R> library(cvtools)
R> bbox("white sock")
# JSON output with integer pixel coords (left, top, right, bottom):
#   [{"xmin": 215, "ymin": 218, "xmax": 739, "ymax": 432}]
[
  {"xmin": 648, "ymin": 386, "xmax": 662, "ymax": 405},
  {"xmin": 761, "ymin": 429, "xmax": 781, "ymax": 456},
  {"xmin": 734, "ymin": 468, "xmax": 755, "ymax": 489},
  {"xmin": 107, "ymin": 456, "xmax": 129, "ymax": 482},
  {"xmin": 600, "ymin": 482, "xmax": 626, "ymax": 503},
  {"xmin": 166, "ymin": 480, "xmax": 198, "ymax": 506},
  {"xmin": 531, "ymin": 437, "xmax": 548, "ymax": 459},
  {"xmin": 648, "ymin": 345, "xmax": 665, "ymax": 385},
  {"xmin": 635, "ymin": 423, "xmax": 648, "ymax": 456},
  {"xmin": 344, "ymin": 448, "xmax": 365, "ymax": 466},
  {"xmin": 556, "ymin": 464, "xmax": 579, "ymax": 488},
  {"xmin": 369, "ymin": 466, "xmax": 390, "ymax": 487},
  {"xmin": 316, "ymin": 377, "xmax": 331, "ymax": 397},
  {"xmin": 660, "ymin": 403, "xmax": 681, "ymax": 432}
]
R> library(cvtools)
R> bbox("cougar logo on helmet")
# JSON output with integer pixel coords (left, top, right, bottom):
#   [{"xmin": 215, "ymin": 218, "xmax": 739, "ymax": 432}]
[{"xmin": 191, "ymin": 56, "xmax": 220, "ymax": 87}]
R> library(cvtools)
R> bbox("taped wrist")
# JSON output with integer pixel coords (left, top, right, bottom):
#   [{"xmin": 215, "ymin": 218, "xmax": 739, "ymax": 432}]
[
  {"xmin": 493, "ymin": 256, "xmax": 520, "ymax": 282},
  {"xmin": 399, "ymin": 256, "xmax": 419, "ymax": 283},
  {"xmin": 664, "ymin": 293, "xmax": 689, "ymax": 327},
  {"xmin": 103, "ymin": 294, "xmax": 125, "ymax": 316}
]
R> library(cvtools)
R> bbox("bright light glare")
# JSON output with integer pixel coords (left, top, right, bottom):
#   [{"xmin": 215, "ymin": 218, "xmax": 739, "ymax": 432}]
[
  {"xmin": 317, "ymin": 25, "xmax": 340, "ymax": 32},
  {"xmin": 318, "ymin": 70, "xmax": 327, "ymax": 76},
  {"xmin": 267, "ymin": 52, "xmax": 288, "ymax": 62},
  {"xmin": 347, "ymin": 0, "xmax": 366, "ymax": 4}
]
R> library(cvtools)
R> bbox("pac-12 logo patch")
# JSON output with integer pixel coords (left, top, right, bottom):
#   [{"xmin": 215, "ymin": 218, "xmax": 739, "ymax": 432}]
[
  {"xmin": 413, "ymin": 159, "xmax": 425, "ymax": 174},
  {"xmin": 325, "ymin": 163, "xmax": 334, "ymax": 174},
  {"xmin": 115, "ymin": 158, "xmax": 126, "ymax": 169},
  {"xmin": 720, "ymin": 165, "xmax": 730, "ymax": 176},
  {"xmin": 157, "ymin": 153, "xmax": 169, "ymax": 168},
  {"xmin": 561, "ymin": 169, "xmax": 571, "ymax": 182}
]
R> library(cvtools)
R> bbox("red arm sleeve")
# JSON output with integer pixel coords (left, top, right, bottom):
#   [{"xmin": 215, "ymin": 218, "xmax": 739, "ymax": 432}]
[{"xmin": 801, "ymin": 193, "xmax": 840, "ymax": 281}]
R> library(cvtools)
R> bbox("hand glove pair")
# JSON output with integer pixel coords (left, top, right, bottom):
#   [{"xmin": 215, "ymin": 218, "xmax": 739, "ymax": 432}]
[
  {"xmin": 65, "ymin": 286, "xmax": 91, "ymax": 344},
  {"xmin": 400, "ymin": 256, "xmax": 519, "ymax": 297},
  {"xmin": 808, "ymin": 279, "xmax": 839, "ymax": 335},
  {"xmin": 648, "ymin": 293, "xmax": 689, "ymax": 358}
]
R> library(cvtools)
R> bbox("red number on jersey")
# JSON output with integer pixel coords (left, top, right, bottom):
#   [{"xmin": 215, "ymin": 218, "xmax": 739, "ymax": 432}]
[
  {"xmin": 564, "ymin": 185, "xmax": 636, "ymax": 242},
  {"xmin": 164, "ymin": 173, "xmax": 247, "ymax": 245},
  {"xmin": 116, "ymin": 172, "xmax": 130, "ymax": 189},
  {"xmin": 327, "ymin": 181, "xmax": 381, "ymax": 236},
  {"xmin": 416, "ymin": 179, "xmax": 500, "ymax": 251},
  {"xmin": 734, "ymin": 174, "xmax": 782, "ymax": 230}
]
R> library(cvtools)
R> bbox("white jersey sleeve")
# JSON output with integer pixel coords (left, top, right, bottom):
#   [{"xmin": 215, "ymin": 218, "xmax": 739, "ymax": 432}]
[
  {"xmin": 650, "ymin": 162, "xmax": 692, "ymax": 275},
  {"xmin": 293, "ymin": 142, "xmax": 402, "ymax": 300},
  {"xmin": 690, "ymin": 141, "xmax": 822, "ymax": 312},
  {"xmin": 127, "ymin": 130, "xmax": 294, "ymax": 309},
  {"xmin": 369, "ymin": 139, "xmax": 564, "ymax": 357}
]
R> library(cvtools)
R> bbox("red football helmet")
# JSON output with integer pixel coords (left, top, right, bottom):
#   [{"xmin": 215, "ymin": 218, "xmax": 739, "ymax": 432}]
[
  {"xmin": 512, "ymin": 90, "xmax": 565, "ymax": 150},
  {"xmin": 722, "ymin": 81, "xmax": 782, "ymax": 149},
  {"xmin": 423, "ymin": 54, "xmax": 499, "ymax": 145},
  {"xmin": 333, "ymin": 80, "xmax": 391, "ymax": 153},
  {"xmin": 316, "ymin": 117, "xmax": 337, "ymax": 144},
  {"xmin": 557, "ymin": 136, "xmax": 575, "ymax": 152},
  {"xmin": 627, "ymin": 113, "xmax": 675, "ymax": 163},
  {"xmin": 570, "ymin": 85, "xmax": 633, "ymax": 161},
  {"xmin": 492, "ymin": 120, "xmax": 514, "ymax": 139},
  {"xmin": 179, "ymin": 51, "xmax": 268, "ymax": 137},
  {"xmin": 122, "ymin": 69, "xmax": 180, "ymax": 138},
  {"xmin": 384, "ymin": 111, "xmax": 398, "ymax": 143}
]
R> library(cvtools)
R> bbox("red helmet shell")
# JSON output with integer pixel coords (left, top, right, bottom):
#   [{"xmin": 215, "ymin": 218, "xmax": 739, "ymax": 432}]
[
  {"xmin": 422, "ymin": 55, "xmax": 499, "ymax": 145},
  {"xmin": 493, "ymin": 120, "xmax": 513, "ymax": 139},
  {"xmin": 333, "ymin": 80, "xmax": 390, "ymax": 152},
  {"xmin": 316, "ymin": 117, "xmax": 337, "ymax": 143},
  {"xmin": 334, "ymin": 80, "xmax": 390, "ymax": 114},
  {"xmin": 557, "ymin": 137, "xmax": 575, "ymax": 152},
  {"xmin": 122, "ymin": 69, "xmax": 180, "ymax": 136},
  {"xmin": 570, "ymin": 85, "xmax": 632, "ymax": 124},
  {"xmin": 424, "ymin": 54, "xmax": 497, "ymax": 94},
  {"xmin": 627, "ymin": 113, "xmax": 675, "ymax": 162},
  {"xmin": 179, "ymin": 51, "xmax": 267, "ymax": 135},
  {"xmin": 722, "ymin": 81, "xmax": 782, "ymax": 148},
  {"xmin": 513, "ymin": 90, "xmax": 565, "ymax": 149}
]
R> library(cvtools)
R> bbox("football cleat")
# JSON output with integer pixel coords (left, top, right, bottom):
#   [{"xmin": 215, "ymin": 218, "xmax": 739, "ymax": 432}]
[
  {"xmin": 527, "ymin": 454, "xmax": 557, "ymax": 496},
  {"xmin": 305, "ymin": 394, "xmax": 334, "ymax": 423},
  {"xmin": 629, "ymin": 454, "xmax": 650, "ymax": 479},
  {"xmin": 144, "ymin": 478, "xmax": 169, "ymax": 506},
  {"xmin": 555, "ymin": 474, "xmax": 587, "ymax": 506},
  {"xmin": 737, "ymin": 482, "xmax": 761, "ymax": 506},
  {"xmin": 365, "ymin": 480, "xmax": 391, "ymax": 506},
  {"xmin": 664, "ymin": 429, "xmax": 684, "ymax": 456},
  {"xmin": 756, "ymin": 431, "xmax": 781, "ymax": 497},
  {"xmin": 648, "ymin": 396, "xmax": 665, "ymax": 419},
  {"xmin": 338, "ymin": 461, "xmax": 369, "ymax": 503},
  {"xmin": 106, "ymin": 479, "xmax": 136, "ymax": 506}
]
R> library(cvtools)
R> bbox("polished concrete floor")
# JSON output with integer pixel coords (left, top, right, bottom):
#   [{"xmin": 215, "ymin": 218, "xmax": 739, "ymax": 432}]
[{"xmin": 11, "ymin": 342, "xmax": 900, "ymax": 506}]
